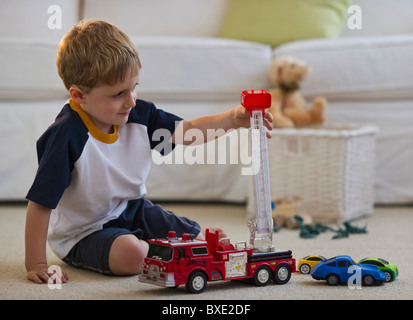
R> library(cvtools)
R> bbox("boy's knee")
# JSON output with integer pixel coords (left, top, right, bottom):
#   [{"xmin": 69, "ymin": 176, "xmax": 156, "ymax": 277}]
[{"xmin": 109, "ymin": 234, "xmax": 149, "ymax": 275}]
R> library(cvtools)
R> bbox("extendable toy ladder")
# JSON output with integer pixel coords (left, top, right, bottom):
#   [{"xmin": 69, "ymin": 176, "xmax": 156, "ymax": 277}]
[{"xmin": 241, "ymin": 90, "xmax": 274, "ymax": 252}]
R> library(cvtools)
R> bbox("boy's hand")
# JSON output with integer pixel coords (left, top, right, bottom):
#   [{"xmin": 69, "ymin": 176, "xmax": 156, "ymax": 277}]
[
  {"xmin": 234, "ymin": 105, "xmax": 274, "ymax": 138},
  {"xmin": 27, "ymin": 262, "xmax": 68, "ymax": 284}
]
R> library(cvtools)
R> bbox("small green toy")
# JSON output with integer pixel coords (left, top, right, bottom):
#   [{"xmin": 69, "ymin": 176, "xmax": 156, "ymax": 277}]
[
  {"xmin": 331, "ymin": 227, "xmax": 349, "ymax": 239},
  {"xmin": 290, "ymin": 216, "xmax": 368, "ymax": 240},
  {"xmin": 344, "ymin": 221, "xmax": 368, "ymax": 234}
]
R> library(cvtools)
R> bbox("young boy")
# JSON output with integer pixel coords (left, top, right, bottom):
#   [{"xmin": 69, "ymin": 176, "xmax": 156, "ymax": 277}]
[{"xmin": 25, "ymin": 19, "xmax": 273, "ymax": 284}]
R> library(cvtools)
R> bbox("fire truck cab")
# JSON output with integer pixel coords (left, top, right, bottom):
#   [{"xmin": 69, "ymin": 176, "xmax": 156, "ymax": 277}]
[{"xmin": 139, "ymin": 229, "xmax": 296, "ymax": 293}]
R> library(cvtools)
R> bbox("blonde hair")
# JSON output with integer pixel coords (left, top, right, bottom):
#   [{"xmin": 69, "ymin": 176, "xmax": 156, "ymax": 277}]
[{"xmin": 56, "ymin": 19, "xmax": 141, "ymax": 92}]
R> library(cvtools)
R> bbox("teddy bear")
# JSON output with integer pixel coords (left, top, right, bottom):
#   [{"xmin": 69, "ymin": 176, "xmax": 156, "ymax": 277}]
[{"xmin": 267, "ymin": 56, "xmax": 326, "ymax": 128}]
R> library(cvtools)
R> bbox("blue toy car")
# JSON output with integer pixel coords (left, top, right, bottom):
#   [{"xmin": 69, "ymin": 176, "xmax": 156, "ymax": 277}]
[{"xmin": 311, "ymin": 255, "xmax": 386, "ymax": 286}]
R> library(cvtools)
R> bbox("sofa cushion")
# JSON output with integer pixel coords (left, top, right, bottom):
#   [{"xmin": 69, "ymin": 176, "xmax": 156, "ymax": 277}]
[
  {"xmin": 0, "ymin": 0, "xmax": 79, "ymax": 43},
  {"xmin": 82, "ymin": 0, "xmax": 231, "ymax": 37},
  {"xmin": 273, "ymin": 35, "xmax": 413, "ymax": 100},
  {"xmin": 0, "ymin": 100, "xmax": 64, "ymax": 200},
  {"xmin": 133, "ymin": 36, "xmax": 272, "ymax": 101},
  {"xmin": 0, "ymin": 36, "xmax": 272, "ymax": 102},
  {"xmin": 341, "ymin": 0, "xmax": 413, "ymax": 37},
  {"xmin": 0, "ymin": 39, "xmax": 68, "ymax": 100},
  {"xmin": 219, "ymin": 0, "xmax": 350, "ymax": 48}
]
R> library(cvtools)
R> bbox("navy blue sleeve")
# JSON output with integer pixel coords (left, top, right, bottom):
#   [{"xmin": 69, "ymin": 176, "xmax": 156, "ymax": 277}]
[
  {"xmin": 26, "ymin": 106, "xmax": 88, "ymax": 209},
  {"xmin": 128, "ymin": 99, "xmax": 183, "ymax": 155}
]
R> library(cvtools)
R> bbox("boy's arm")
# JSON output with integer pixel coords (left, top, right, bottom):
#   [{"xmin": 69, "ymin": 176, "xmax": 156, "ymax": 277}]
[
  {"xmin": 171, "ymin": 105, "xmax": 273, "ymax": 145},
  {"xmin": 25, "ymin": 201, "xmax": 68, "ymax": 284}
]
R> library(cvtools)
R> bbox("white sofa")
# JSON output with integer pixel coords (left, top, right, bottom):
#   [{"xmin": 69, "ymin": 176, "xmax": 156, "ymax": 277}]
[{"xmin": 1, "ymin": 0, "xmax": 412, "ymax": 205}]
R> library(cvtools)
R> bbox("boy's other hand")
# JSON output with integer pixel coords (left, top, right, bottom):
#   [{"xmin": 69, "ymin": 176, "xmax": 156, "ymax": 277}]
[{"xmin": 27, "ymin": 262, "xmax": 68, "ymax": 284}]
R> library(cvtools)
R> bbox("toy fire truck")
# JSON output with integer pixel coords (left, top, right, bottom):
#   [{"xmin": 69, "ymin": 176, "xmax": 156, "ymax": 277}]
[
  {"xmin": 139, "ymin": 230, "xmax": 295, "ymax": 293},
  {"xmin": 139, "ymin": 90, "xmax": 296, "ymax": 293}
]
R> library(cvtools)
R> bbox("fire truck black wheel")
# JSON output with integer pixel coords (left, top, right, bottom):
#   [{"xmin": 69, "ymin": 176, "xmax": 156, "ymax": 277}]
[
  {"xmin": 253, "ymin": 265, "xmax": 272, "ymax": 286},
  {"xmin": 186, "ymin": 271, "xmax": 207, "ymax": 294},
  {"xmin": 273, "ymin": 263, "xmax": 292, "ymax": 284}
]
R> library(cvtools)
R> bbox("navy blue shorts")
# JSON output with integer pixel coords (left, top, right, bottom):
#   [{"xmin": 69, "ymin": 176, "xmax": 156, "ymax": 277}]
[{"xmin": 62, "ymin": 198, "xmax": 201, "ymax": 274}]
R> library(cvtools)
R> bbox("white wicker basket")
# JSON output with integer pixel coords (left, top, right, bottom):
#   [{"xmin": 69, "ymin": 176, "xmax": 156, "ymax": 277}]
[{"xmin": 248, "ymin": 123, "xmax": 379, "ymax": 223}]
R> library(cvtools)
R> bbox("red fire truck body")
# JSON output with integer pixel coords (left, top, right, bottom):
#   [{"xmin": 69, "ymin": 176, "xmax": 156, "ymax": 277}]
[{"xmin": 139, "ymin": 229, "xmax": 296, "ymax": 293}]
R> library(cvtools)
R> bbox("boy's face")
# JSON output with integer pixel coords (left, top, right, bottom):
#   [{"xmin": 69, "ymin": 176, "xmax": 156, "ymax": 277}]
[{"xmin": 73, "ymin": 68, "xmax": 140, "ymax": 133}]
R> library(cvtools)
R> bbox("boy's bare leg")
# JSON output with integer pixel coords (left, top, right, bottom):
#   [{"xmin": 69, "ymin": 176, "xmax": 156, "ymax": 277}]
[
  {"xmin": 108, "ymin": 228, "xmax": 226, "ymax": 275},
  {"xmin": 108, "ymin": 234, "xmax": 149, "ymax": 275}
]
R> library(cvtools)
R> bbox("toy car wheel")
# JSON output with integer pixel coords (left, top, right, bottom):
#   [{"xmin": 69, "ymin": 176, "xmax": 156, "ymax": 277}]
[
  {"xmin": 362, "ymin": 275, "xmax": 375, "ymax": 286},
  {"xmin": 186, "ymin": 271, "xmax": 207, "ymax": 294},
  {"xmin": 273, "ymin": 264, "xmax": 291, "ymax": 284},
  {"xmin": 326, "ymin": 274, "xmax": 340, "ymax": 286},
  {"xmin": 254, "ymin": 266, "xmax": 272, "ymax": 286},
  {"xmin": 384, "ymin": 272, "xmax": 392, "ymax": 282},
  {"xmin": 299, "ymin": 264, "xmax": 311, "ymax": 274}
]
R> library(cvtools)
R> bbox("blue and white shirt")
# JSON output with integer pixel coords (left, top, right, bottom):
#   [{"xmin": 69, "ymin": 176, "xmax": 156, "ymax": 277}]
[{"xmin": 26, "ymin": 98, "xmax": 182, "ymax": 259}]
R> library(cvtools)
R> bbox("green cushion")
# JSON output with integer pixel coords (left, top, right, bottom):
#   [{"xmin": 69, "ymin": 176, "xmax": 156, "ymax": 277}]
[{"xmin": 219, "ymin": 0, "xmax": 351, "ymax": 47}]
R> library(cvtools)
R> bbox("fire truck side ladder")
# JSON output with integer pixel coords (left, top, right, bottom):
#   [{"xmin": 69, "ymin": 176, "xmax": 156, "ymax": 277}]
[{"xmin": 249, "ymin": 109, "xmax": 274, "ymax": 252}]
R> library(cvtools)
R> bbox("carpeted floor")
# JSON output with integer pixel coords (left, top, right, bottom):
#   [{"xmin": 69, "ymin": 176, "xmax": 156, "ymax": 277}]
[{"xmin": 1, "ymin": 202, "xmax": 412, "ymax": 301}]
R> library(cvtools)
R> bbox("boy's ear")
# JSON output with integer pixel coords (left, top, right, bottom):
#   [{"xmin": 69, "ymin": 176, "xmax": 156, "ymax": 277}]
[{"xmin": 69, "ymin": 86, "xmax": 85, "ymax": 104}]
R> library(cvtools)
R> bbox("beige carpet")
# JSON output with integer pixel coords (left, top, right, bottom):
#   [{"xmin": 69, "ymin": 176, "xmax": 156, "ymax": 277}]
[{"xmin": 1, "ymin": 202, "xmax": 412, "ymax": 301}]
